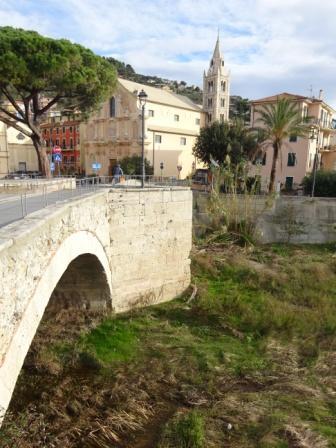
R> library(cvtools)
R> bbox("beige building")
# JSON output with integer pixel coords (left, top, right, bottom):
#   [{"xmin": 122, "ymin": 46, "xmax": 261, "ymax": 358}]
[
  {"xmin": 0, "ymin": 122, "xmax": 38, "ymax": 178},
  {"xmin": 250, "ymin": 92, "xmax": 336, "ymax": 190},
  {"xmin": 81, "ymin": 78, "xmax": 206, "ymax": 179}
]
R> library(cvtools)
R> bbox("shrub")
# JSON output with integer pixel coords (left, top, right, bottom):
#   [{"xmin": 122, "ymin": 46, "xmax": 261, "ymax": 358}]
[
  {"xmin": 303, "ymin": 170, "xmax": 336, "ymax": 197},
  {"xmin": 119, "ymin": 155, "xmax": 153, "ymax": 175}
]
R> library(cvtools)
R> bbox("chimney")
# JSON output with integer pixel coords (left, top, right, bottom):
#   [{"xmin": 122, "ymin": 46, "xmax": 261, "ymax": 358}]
[{"xmin": 319, "ymin": 89, "xmax": 323, "ymax": 100}]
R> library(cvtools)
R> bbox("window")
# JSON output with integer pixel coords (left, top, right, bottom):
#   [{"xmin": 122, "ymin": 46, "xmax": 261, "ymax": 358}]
[
  {"xmin": 221, "ymin": 61, "xmax": 224, "ymax": 66},
  {"xmin": 208, "ymin": 81, "xmax": 213, "ymax": 93},
  {"xmin": 56, "ymin": 139, "xmax": 59, "ymax": 146},
  {"xmin": 155, "ymin": 134, "xmax": 162, "ymax": 143},
  {"xmin": 289, "ymin": 135, "xmax": 297, "ymax": 142},
  {"xmin": 62, "ymin": 127, "xmax": 66, "ymax": 133},
  {"xmin": 220, "ymin": 114, "xmax": 224, "ymax": 123},
  {"xmin": 207, "ymin": 98, "xmax": 213, "ymax": 108},
  {"xmin": 109, "ymin": 96, "xmax": 116, "ymax": 117},
  {"xmin": 174, "ymin": 114, "xmax": 180, "ymax": 122},
  {"xmin": 148, "ymin": 110, "xmax": 154, "ymax": 117},
  {"xmin": 70, "ymin": 138, "xmax": 73, "ymax": 149},
  {"xmin": 253, "ymin": 153, "xmax": 266, "ymax": 166},
  {"xmin": 195, "ymin": 118, "xmax": 200, "ymax": 125},
  {"xmin": 221, "ymin": 81, "xmax": 226, "ymax": 91},
  {"xmin": 50, "ymin": 128, "xmax": 53, "ymax": 134},
  {"xmin": 287, "ymin": 152, "xmax": 296, "ymax": 166},
  {"xmin": 70, "ymin": 156, "xmax": 75, "ymax": 163},
  {"xmin": 62, "ymin": 139, "xmax": 66, "ymax": 149},
  {"xmin": 180, "ymin": 137, "xmax": 187, "ymax": 145},
  {"xmin": 56, "ymin": 127, "xmax": 59, "ymax": 134},
  {"xmin": 208, "ymin": 113, "xmax": 212, "ymax": 123},
  {"xmin": 69, "ymin": 126, "xmax": 73, "ymax": 133},
  {"xmin": 221, "ymin": 98, "xmax": 225, "ymax": 108}
]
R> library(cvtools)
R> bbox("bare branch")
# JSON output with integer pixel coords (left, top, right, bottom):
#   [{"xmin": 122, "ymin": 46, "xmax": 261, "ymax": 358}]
[
  {"xmin": 1, "ymin": 87, "xmax": 26, "ymax": 119},
  {"xmin": 37, "ymin": 94, "xmax": 62, "ymax": 116},
  {"xmin": 0, "ymin": 106, "xmax": 26, "ymax": 124},
  {"xmin": 0, "ymin": 115, "xmax": 32, "ymax": 138}
]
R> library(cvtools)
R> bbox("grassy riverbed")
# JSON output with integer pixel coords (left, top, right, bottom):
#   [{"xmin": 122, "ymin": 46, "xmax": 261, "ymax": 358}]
[{"xmin": 1, "ymin": 243, "xmax": 336, "ymax": 447}]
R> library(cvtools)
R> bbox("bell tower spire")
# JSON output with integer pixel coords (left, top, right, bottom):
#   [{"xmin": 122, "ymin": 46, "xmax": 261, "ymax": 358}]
[{"xmin": 203, "ymin": 33, "xmax": 231, "ymax": 125}]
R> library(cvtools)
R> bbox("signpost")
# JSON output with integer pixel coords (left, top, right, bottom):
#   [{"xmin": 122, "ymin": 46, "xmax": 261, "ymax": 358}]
[
  {"xmin": 92, "ymin": 162, "xmax": 101, "ymax": 171},
  {"xmin": 160, "ymin": 161, "xmax": 164, "ymax": 180},
  {"xmin": 52, "ymin": 146, "xmax": 62, "ymax": 176}
]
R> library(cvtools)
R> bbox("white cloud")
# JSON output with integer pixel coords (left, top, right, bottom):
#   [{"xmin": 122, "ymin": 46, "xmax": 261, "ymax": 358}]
[{"xmin": 0, "ymin": 0, "xmax": 335, "ymax": 107}]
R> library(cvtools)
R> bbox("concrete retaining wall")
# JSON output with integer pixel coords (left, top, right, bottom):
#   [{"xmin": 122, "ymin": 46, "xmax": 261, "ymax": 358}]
[{"xmin": 193, "ymin": 191, "xmax": 336, "ymax": 243}]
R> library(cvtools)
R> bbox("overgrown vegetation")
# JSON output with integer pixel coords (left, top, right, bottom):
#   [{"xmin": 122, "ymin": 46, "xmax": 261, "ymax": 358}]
[
  {"xmin": 303, "ymin": 170, "xmax": 336, "ymax": 197},
  {"xmin": 1, "ymin": 243, "xmax": 336, "ymax": 447},
  {"xmin": 204, "ymin": 161, "xmax": 268, "ymax": 245}
]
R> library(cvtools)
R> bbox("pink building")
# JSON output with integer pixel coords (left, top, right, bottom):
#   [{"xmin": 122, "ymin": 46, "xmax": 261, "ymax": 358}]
[{"xmin": 250, "ymin": 92, "xmax": 336, "ymax": 190}]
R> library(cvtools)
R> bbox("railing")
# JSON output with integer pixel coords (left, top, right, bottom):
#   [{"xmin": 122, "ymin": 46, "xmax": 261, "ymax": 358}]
[
  {"xmin": 0, "ymin": 176, "xmax": 191, "ymax": 228},
  {"xmin": 81, "ymin": 175, "xmax": 190, "ymax": 188}
]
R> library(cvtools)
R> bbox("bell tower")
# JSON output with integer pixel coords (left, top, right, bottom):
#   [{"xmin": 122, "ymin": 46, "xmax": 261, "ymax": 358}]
[{"xmin": 203, "ymin": 34, "xmax": 230, "ymax": 125}]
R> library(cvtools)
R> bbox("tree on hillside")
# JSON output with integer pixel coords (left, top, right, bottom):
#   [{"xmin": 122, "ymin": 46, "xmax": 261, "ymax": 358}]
[
  {"xmin": 229, "ymin": 96, "xmax": 251, "ymax": 123},
  {"xmin": 0, "ymin": 27, "xmax": 117, "ymax": 177},
  {"xmin": 192, "ymin": 120, "xmax": 259, "ymax": 167},
  {"xmin": 256, "ymin": 98, "xmax": 310, "ymax": 193}
]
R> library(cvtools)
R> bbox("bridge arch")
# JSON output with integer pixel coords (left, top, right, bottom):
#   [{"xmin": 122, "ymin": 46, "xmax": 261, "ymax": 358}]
[{"xmin": 0, "ymin": 230, "xmax": 112, "ymax": 422}]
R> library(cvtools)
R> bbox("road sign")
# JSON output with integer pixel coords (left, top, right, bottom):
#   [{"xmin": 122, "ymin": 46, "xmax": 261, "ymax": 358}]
[
  {"xmin": 50, "ymin": 162, "xmax": 55, "ymax": 172},
  {"xmin": 53, "ymin": 153, "xmax": 62, "ymax": 162},
  {"xmin": 52, "ymin": 145, "xmax": 62, "ymax": 154},
  {"xmin": 92, "ymin": 162, "xmax": 101, "ymax": 171}
]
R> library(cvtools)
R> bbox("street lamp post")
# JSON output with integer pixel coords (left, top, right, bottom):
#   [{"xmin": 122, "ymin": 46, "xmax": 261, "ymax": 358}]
[
  {"xmin": 138, "ymin": 89, "xmax": 148, "ymax": 188},
  {"xmin": 310, "ymin": 126, "xmax": 320, "ymax": 198}
]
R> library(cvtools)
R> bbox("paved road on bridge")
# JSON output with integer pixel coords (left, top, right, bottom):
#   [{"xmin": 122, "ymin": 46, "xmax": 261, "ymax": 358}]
[{"xmin": 0, "ymin": 187, "xmax": 98, "ymax": 229}]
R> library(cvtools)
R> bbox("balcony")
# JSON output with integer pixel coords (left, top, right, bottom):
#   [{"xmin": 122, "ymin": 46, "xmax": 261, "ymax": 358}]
[
  {"xmin": 319, "ymin": 145, "xmax": 336, "ymax": 152},
  {"xmin": 310, "ymin": 118, "xmax": 336, "ymax": 131}
]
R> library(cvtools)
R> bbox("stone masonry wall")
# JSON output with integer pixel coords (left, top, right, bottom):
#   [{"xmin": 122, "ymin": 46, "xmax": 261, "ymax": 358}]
[{"xmin": 108, "ymin": 188, "xmax": 192, "ymax": 310}]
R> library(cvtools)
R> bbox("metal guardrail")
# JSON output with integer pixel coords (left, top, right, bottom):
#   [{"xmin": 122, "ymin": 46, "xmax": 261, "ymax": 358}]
[{"xmin": 0, "ymin": 175, "xmax": 191, "ymax": 229}]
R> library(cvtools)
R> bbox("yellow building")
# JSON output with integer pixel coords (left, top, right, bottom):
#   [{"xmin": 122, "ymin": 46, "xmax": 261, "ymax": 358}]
[
  {"xmin": 0, "ymin": 121, "xmax": 38, "ymax": 178},
  {"xmin": 81, "ymin": 78, "xmax": 206, "ymax": 178}
]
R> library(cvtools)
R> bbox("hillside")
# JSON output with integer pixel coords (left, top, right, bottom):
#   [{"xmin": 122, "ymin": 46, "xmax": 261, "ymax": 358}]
[
  {"xmin": 105, "ymin": 57, "xmax": 251, "ymax": 121},
  {"xmin": 105, "ymin": 57, "xmax": 203, "ymax": 104}
]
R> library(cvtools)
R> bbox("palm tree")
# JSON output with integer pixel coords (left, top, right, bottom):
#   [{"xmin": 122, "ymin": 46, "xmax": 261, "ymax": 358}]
[{"xmin": 257, "ymin": 98, "xmax": 310, "ymax": 193}]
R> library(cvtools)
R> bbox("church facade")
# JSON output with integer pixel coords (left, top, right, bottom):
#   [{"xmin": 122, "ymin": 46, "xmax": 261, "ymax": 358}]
[{"xmin": 79, "ymin": 36, "xmax": 230, "ymax": 178}]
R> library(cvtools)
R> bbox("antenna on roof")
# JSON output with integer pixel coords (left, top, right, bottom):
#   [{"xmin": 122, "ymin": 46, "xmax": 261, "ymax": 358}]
[{"xmin": 309, "ymin": 85, "xmax": 313, "ymax": 98}]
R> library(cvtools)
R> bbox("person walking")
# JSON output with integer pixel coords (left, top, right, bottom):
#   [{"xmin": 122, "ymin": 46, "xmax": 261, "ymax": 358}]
[{"xmin": 112, "ymin": 163, "xmax": 123, "ymax": 185}]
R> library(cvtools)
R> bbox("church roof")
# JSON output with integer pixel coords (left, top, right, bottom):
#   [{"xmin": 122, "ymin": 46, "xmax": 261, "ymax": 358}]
[
  {"xmin": 118, "ymin": 78, "xmax": 203, "ymax": 112},
  {"xmin": 212, "ymin": 35, "xmax": 221, "ymax": 60}
]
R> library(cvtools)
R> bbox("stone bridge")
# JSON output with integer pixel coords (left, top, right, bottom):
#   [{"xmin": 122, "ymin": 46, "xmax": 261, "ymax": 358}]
[{"xmin": 0, "ymin": 187, "xmax": 192, "ymax": 423}]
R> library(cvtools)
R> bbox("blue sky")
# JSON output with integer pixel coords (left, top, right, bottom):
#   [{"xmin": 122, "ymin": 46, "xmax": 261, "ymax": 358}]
[{"xmin": 1, "ymin": 0, "xmax": 336, "ymax": 107}]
